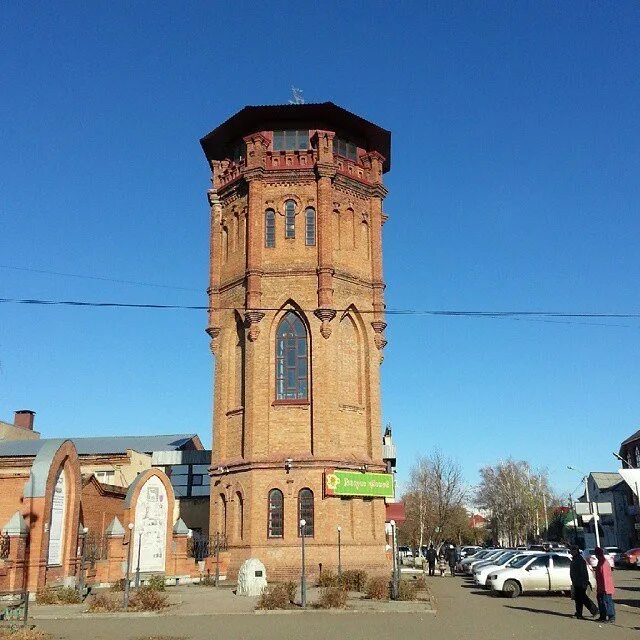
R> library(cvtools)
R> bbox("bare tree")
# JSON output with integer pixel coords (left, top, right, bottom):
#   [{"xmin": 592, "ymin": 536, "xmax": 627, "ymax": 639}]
[
  {"xmin": 476, "ymin": 459, "xmax": 554, "ymax": 546},
  {"xmin": 400, "ymin": 452, "xmax": 467, "ymax": 554}
]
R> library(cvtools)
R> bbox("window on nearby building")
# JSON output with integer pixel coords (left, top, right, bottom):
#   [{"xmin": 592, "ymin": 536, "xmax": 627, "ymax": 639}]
[
  {"xmin": 334, "ymin": 137, "xmax": 357, "ymax": 161},
  {"xmin": 298, "ymin": 488, "xmax": 314, "ymax": 537},
  {"xmin": 635, "ymin": 445, "xmax": 640, "ymax": 468},
  {"xmin": 265, "ymin": 209, "xmax": 276, "ymax": 247},
  {"xmin": 268, "ymin": 489, "xmax": 284, "ymax": 538},
  {"xmin": 305, "ymin": 207, "xmax": 316, "ymax": 246},
  {"xmin": 94, "ymin": 470, "xmax": 115, "ymax": 483},
  {"xmin": 230, "ymin": 140, "xmax": 245, "ymax": 163},
  {"xmin": 167, "ymin": 464, "xmax": 210, "ymax": 498},
  {"xmin": 273, "ymin": 130, "xmax": 309, "ymax": 151},
  {"xmin": 220, "ymin": 494, "xmax": 227, "ymax": 537},
  {"xmin": 275, "ymin": 311, "xmax": 308, "ymax": 401},
  {"xmin": 285, "ymin": 200, "xmax": 296, "ymax": 239}
]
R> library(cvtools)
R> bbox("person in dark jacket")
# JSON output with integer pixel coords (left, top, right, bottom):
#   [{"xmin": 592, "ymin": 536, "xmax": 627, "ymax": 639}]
[
  {"xmin": 446, "ymin": 543, "xmax": 457, "ymax": 576},
  {"xmin": 426, "ymin": 544, "xmax": 437, "ymax": 577},
  {"xmin": 570, "ymin": 545, "xmax": 598, "ymax": 619}
]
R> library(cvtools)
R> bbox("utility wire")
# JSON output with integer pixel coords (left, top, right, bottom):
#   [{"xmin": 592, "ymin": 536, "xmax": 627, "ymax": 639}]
[
  {"xmin": 0, "ymin": 296, "xmax": 638, "ymax": 324},
  {"xmin": 0, "ymin": 264, "xmax": 202, "ymax": 292}
]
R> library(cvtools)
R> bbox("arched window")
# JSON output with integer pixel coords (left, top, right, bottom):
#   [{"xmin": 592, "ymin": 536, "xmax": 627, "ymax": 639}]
[
  {"xmin": 298, "ymin": 488, "xmax": 314, "ymax": 537},
  {"xmin": 220, "ymin": 494, "xmax": 227, "ymax": 538},
  {"xmin": 635, "ymin": 446, "xmax": 640, "ymax": 469},
  {"xmin": 285, "ymin": 200, "xmax": 296, "ymax": 239},
  {"xmin": 222, "ymin": 226, "xmax": 229, "ymax": 262},
  {"xmin": 275, "ymin": 311, "xmax": 308, "ymax": 400},
  {"xmin": 268, "ymin": 489, "xmax": 284, "ymax": 538},
  {"xmin": 265, "ymin": 209, "xmax": 275, "ymax": 248},
  {"xmin": 236, "ymin": 492, "xmax": 244, "ymax": 540},
  {"xmin": 305, "ymin": 208, "xmax": 316, "ymax": 246}
]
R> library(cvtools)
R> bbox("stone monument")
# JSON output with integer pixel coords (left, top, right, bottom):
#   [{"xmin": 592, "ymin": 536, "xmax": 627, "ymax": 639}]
[{"xmin": 236, "ymin": 558, "xmax": 267, "ymax": 596}]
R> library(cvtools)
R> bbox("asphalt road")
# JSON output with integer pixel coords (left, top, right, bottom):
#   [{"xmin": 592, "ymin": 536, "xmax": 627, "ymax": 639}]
[{"xmin": 36, "ymin": 569, "xmax": 640, "ymax": 640}]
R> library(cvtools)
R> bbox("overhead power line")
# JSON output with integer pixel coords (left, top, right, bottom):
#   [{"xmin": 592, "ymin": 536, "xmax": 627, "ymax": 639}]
[
  {"xmin": 0, "ymin": 264, "xmax": 202, "ymax": 292},
  {"xmin": 0, "ymin": 296, "xmax": 638, "ymax": 325}
]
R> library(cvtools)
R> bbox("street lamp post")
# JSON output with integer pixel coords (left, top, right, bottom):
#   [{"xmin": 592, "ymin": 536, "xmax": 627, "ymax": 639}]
[
  {"xmin": 390, "ymin": 519, "xmax": 399, "ymax": 600},
  {"xmin": 337, "ymin": 526, "xmax": 342, "ymax": 580},
  {"xmin": 134, "ymin": 532, "xmax": 142, "ymax": 588},
  {"xmin": 123, "ymin": 523, "xmax": 134, "ymax": 610},
  {"xmin": 300, "ymin": 519, "xmax": 306, "ymax": 608},
  {"xmin": 568, "ymin": 466, "xmax": 601, "ymax": 548},
  {"xmin": 78, "ymin": 526, "xmax": 89, "ymax": 597}
]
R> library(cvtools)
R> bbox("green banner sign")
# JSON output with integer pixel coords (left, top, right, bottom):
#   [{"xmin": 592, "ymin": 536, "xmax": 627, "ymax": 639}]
[{"xmin": 325, "ymin": 469, "xmax": 394, "ymax": 498}]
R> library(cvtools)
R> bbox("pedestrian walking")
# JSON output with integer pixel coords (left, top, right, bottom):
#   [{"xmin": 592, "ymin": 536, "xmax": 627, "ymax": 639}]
[
  {"xmin": 437, "ymin": 548, "xmax": 447, "ymax": 577},
  {"xmin": 426, "ymin": 544, "xmax": 436, "ymax": 577},
  {"xmin": 569, "ymin": 545, "xmax": 598, "ymax": 619},
  {"xmin": 446, "ymin": 543, "xmax": 456, "ymax": 576},
  {"xmin": 594, "ymin": 547, "xmax": 616, "ymax": 623}
]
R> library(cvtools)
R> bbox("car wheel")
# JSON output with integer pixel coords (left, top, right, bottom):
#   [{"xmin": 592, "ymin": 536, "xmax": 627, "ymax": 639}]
[{"xmin": 503, "ymin": 580, "xmax": 521, "ymax": 598}]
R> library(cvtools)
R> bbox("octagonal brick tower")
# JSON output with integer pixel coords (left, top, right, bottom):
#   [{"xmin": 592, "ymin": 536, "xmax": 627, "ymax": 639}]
[{"xmin": 201, "ymin": 102, "xmax": 392, "ymax": 579}]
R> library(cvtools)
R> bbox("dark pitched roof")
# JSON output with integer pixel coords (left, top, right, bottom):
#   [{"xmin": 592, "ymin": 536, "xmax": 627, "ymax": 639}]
[
  {"xmin": 590, "ymin": 472, "xmax": 625, "ymax": 491},
  {"xmin": 200, "ymin": 102, "xmax": 391, "ymax": 172},
  {"xmin": 0, "ymin": 434, "xmax": 201, "ymax": 458},
  {"xmin": 620, "ymin": 429, "xmax": 640, "ymax": 449}
]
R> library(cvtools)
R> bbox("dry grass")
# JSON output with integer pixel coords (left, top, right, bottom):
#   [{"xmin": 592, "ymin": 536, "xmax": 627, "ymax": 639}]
[
  {"xmin": 365, "ymin": 576, "xmax": 389, "ymax": 600},
  {"xmin": 256, "ymin": 582, "xmax": 296, "ymax": 610},
  {"xmin": 413, "ymin": 575, "xmax": 427, "ymax": 590},
  {"xmin": 0, "ymin": 627, "xmax": 51, "ymax": 640}
]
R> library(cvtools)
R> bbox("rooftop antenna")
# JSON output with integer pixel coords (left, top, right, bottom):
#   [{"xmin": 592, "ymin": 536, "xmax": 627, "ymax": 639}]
[{"xmin": 289, "ymin": 86, "xmax": 305, "ymax": 104}]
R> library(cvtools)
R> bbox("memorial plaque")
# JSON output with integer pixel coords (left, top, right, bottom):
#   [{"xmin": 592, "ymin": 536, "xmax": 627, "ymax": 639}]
[
  {"xmin": 47, "ymin": 469, "xmax": 67, "ymax": 565},
  {"xmin": 132, "ymin": 476, "xmax": 168, "ymax": 573}
]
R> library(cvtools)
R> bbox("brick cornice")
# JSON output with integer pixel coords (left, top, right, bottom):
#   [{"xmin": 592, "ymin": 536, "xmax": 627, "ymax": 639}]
[{"xmin": 315, "ymin": 162, "xmax": 336, "ymax": 179}]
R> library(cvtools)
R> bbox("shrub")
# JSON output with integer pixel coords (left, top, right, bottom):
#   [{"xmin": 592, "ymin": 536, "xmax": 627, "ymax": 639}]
[
  {"xmin": 56, "ymin": 587, "xmax": 82, "ymax": 604},
  {"xmin": 339, "ymin": 570, "xmax": 368, "ymax": 592},
  {"xmin": 257, "ymin": 582, "xmax": 295, "ymax": 610},
  {"xmin": 110, "ymin": 579, "xmax": 126, "ymax": 592},
  {"xmin": 317, "ymin": 570, "xmax": 338, "ymax": 587},
  {"xmin": 365, "ymin": 576, "xmax": 389, "ymax": 600},
  {"xmin": 199, "ymin": 573, "xmax": 215, "ymax": 586},
  {"xmin": 35, "ymin": 589, "xmax": 58, "ymax": 605},
  {"xmin": 35, "ymin": 587, "xmax": 81, "ymax": 605},
  {"xmin": 397, "ymin": 580, "xmax": 417, "ymax": 601},
  {"xmin": 129, "ymin": 586, "xmax": 168, "ymax": 612},
  {"xmin": 87, "ymin": 593, "xmax": 121, "ymax": 612},
  {"xmin": 316, "ymin": 586, "xmax": 348, "ymax": 609},
  {"xmin": 146, "ymin": 575, "xmax": 166, "ymax": 592}
]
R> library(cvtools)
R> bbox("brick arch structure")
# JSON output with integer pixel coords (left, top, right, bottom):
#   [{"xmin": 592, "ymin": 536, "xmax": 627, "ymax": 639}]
[
  {"xmin": 123, "ymin": 469, "xmax": 176, "ymax": 575},
  {"xmin": 22, "ymin": 439, "xmax": 82, "ymax": 592}
]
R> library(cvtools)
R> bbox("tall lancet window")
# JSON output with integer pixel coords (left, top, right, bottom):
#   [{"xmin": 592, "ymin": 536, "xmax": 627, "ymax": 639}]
[{"xmin": 275, "ymin": 311, "xmax": 308, "ymax": 400}]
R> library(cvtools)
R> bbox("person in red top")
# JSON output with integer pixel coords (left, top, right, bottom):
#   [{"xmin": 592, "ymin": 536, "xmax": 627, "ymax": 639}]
[{"xmin": 594, "ymin": 547, "xmax": 616, "ymax": 623}]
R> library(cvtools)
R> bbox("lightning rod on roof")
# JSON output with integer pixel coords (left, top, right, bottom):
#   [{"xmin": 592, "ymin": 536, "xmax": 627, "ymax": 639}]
[{"xmin": 288, "ymin": 86, "xmax": 305, "ymax": 104}]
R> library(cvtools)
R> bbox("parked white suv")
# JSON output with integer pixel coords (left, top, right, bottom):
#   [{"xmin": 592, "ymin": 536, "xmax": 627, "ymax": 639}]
[{"xmin": 487, "ymin": 553, "xmax": 592, "ymax": 598}]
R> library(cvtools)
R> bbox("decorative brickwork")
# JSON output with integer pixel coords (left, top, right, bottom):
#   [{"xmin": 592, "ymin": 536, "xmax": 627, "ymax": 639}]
[{"xmin": 201, "ymin": 103, "xmax": 391, "ymax": 580}]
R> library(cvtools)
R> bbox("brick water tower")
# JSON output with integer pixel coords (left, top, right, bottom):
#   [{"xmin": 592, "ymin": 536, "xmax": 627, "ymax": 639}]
[{"xmin": 201, "ymin": 102, "xmax": 393, "ymax": 579}]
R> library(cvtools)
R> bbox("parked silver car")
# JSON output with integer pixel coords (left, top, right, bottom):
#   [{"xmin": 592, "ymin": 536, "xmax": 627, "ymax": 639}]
[{"xmin": 487, "ymin": 553, "xmax": 593, "ymax": 598}]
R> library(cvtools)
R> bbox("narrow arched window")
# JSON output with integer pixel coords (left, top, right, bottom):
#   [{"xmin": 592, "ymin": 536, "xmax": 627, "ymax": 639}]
[
  {"xmin": 635, "ymin": 446, "xmax": 640, "ymax": 469},
  {"xmin": 298, "ymin": 488, "xmax": 314, "ymax": 537},
  {"xmin": 220, "ymin": 494, "xmax": 227, "ymax": 538},
  {"xmin": 265, "ymin": 209, "xmax": 275, "ymax": 248},
  {"xmin": 285, "ymin": 200, "xmax": 296, "ymax": 239},
  {"xmin": 268, "ymin": 489, "xmax": 284, "ymax": 538},
  {"xmin": 305, "ymin": 208, "xmax": 316, "ymax": 246},
  {"xmin": 275, "ymin": 311, "xmax": 308, "ymax": 400},
  {"xmin": 236, "ymin": 492, "xmax": 244, "ymax": 540}
]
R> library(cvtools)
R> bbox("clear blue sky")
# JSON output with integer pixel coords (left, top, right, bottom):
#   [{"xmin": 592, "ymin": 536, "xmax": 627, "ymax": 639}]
[{"xmin": 1, "ymin": 1, "xmax": 638, "ymax": 500}]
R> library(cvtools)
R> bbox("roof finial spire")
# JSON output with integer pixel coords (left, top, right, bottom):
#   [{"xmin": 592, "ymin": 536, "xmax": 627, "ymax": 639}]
[{"xmin": 288, "ymin": 86, "xmax": 305, "ymax": 105}]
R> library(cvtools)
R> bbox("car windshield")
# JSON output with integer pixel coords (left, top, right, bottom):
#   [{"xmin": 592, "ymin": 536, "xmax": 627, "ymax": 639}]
[
  {"xmin": 511, "ymin": 555, "xmax": 536, "ymax": 569},
  {"xmin": 495, "ymin": 552, "xmax": 516, "ymax": 565}
]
